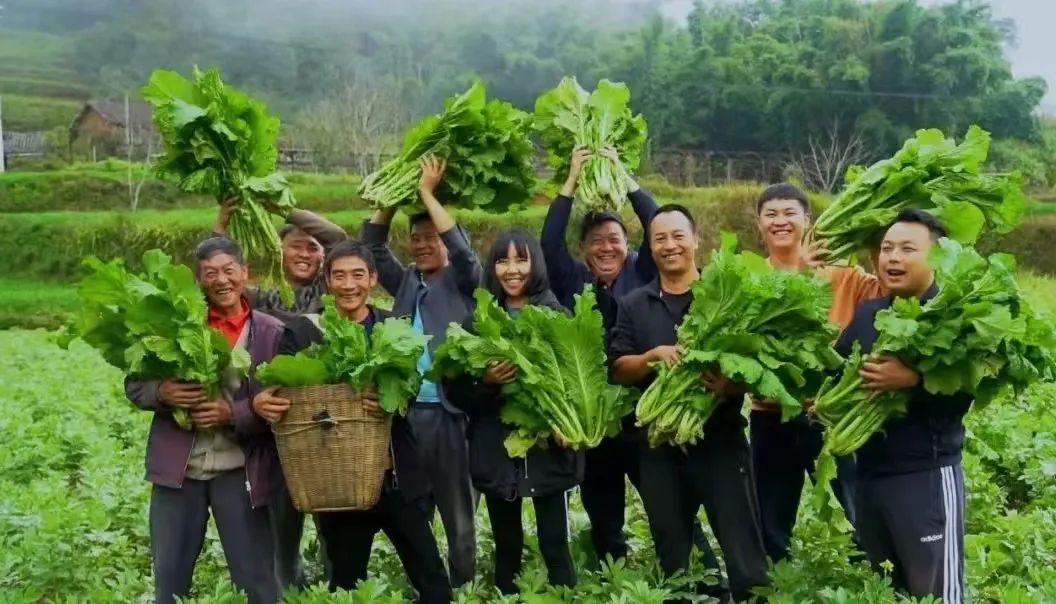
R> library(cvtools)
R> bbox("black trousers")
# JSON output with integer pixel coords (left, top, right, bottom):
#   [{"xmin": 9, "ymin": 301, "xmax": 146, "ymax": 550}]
[
  {"xmin": 856, "ymin": 464, "xmax": 965, "ymax": 603},
  {"xmin": 750, "ymin": 411, "xmax": 858, "ymax": 561},
  {"xmin": 316, "ymin": 479, "xmax": 452, "ymax": 603},
  {"xmin": 149, "ymin": 469, "xmax": 278, "ymax": 604},
  {"xmin": 485, "ymin": 490, "xmax": 576, "ymax": 595},
  {"xmin": 637, "ymin": 431, "xmax": 770, "ymax": 602},
  {"xmin": 580, "ymin": 428, "xmax": 640, "ymax": 561},
  {"xmin": 407, "ymin": 403, "xmax": 477, "ymax": 586},
  {"xmin": 581, "ymin": 427, "xmax": 719, "ymax": 571}
]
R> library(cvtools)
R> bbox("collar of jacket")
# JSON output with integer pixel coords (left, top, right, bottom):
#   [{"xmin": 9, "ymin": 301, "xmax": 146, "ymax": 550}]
[{"xmin": 881, "ymin": 281, "xmax": 939, "ymax": 307}]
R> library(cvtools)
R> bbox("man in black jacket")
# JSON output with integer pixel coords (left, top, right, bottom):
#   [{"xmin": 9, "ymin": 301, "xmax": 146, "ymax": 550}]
[
  {"xmin": 360, "ymin": 156, "xmax": 482, "ymax": 587},
  {"xmin": 541, "ymin": 145, "xmax": 670, "ymax": 565},
  {"xmin": 835, "ymin": 209, "xmax": 969, "ymax": 602},
  {"xmin": 609, "ymin": 204, "xmax": 769, "ymax": 602},
  {"xmin": 253, "ymin": 241, "xmax": 451, "ymax": 603}
]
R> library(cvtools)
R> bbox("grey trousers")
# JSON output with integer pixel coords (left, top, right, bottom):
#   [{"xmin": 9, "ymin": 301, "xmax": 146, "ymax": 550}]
[
  {"xmin": 150, "ymin": 469, "xmax": 278, "ymax": 604},
  {"xmin": 408, "ymin": 403, "xmax": 477, "ymax": 586}
]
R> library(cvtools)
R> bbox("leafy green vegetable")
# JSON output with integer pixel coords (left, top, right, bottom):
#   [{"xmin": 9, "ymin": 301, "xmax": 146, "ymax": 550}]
[
  {"xmin": 141, "ymin": 67, "xmax": 297, "ymax": 296},
  {"xmin": 813, "ymin": 125, "xmax": 1027, "ymax": 261},
  {"xmin": 534, "ymin": 76, "xmax": 648, "ymax": 211},
  {"xmin": 256, "ymin": 296, "xmax": 429, "ymax": 415},
  {"xmin": 635, "ymin": 233, "xmax": 841, "ymax": 448},
  {"xmin": 59, "ymin": 249, "xmax": 250, "ymax": 429},
  {"xmin": 359, "ymin": 80, "xmax": 537, "ymax": 212},
  {"xmin": 429, "ymin": 288, "xmax": 632, "ymax": 457},
  {"xmin": 814, "ymin": 239, "xmax": 1056, "ymax": 455}
]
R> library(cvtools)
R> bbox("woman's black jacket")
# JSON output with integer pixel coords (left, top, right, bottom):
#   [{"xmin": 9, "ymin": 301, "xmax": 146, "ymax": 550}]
[{"xmin": 445, "ymin": 290, "xmax": 585, "ymax": 501}]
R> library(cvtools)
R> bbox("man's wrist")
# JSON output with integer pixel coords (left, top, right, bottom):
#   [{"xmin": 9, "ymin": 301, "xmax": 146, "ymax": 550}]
[{"xmin": 560, "ymin": 178, "xmax": 577, "ymax": 198}]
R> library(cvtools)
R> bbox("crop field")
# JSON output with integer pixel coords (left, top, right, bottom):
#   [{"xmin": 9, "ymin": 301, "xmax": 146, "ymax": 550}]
[{"xmin": 2, "ymin": 319, "xmax": 1055, "ymax": 602}]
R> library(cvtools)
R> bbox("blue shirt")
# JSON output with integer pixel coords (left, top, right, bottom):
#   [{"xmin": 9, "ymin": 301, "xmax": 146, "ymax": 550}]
[{"xmin": 413, "ymin": 282, "xmax": 441, "ymax": 403}]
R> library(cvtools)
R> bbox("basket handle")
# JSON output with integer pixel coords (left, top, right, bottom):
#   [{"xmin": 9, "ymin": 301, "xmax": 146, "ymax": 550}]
[{"xmin": 275, "ymin": 413, "xmax": 385, "ymax": 437}]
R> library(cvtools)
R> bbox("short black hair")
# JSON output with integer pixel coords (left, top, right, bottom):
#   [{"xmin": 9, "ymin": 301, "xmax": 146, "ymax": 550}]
[
  {"xmin": 323, "ymin": 240, "xmax": 376, "ymax": 278},
  {"xmin": 757, "ymin": 183, "xmax": 810, "ymax": 215},
  {"xmin": 651, "ymin": 203, "xmax": 697, "ymax": 234},
  {"xmin": 484, "ymin": 229, "xmax": 550, "ymax": 303},
  {"xmin": 195, "ymin": 236, "xmax": 245, "ymax": 269},
  {"xmin": 409, "ymin": 211, "xmax": 433, "ymax": 232},
  {"xmin": 891, "ymin": 209, "xmax": 948, "ymax": 240},
  {"xmin": 408, "ymin": 212, "xmax": 472, "ymax": 245},
  {"xmin": 579, "ymin": 211, "xmax": 628, "ymax": 243}
]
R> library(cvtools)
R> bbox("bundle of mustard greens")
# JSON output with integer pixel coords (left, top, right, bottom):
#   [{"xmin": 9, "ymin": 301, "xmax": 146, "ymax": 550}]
[
  {"xmin": 428, "ymin": 288, "xmax": 631, "ymax": 457},
  {"xmin": 813, "ymin": 239, "xmax": 1056, "ymax": 456},
  {"xmin": 635, "ymin": 234, "xmax": 842, "ymax": 447},
  {"xmin": 534, "ymin": 76, "xmax": 648, "ymax": 211},
  {"xmin": 358, "ymin": 80, "xmax": 537, "ymax": 212},
  {"xmin": 142, "ymin": 67, "xmax": 297, "ymax": 297},
  {"xmin": 59, "ymin": 249, "xmax": 250, "ymax": 430},
  {"xmin": 812, "ymin": 125, "xmax": 1026, "ymax": 262}
]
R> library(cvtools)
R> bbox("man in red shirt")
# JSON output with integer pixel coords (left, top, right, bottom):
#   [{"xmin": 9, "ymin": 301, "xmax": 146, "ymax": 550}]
[{"xmin": 125, "ymin": 237, "xmax": 284, "ymax": 603}]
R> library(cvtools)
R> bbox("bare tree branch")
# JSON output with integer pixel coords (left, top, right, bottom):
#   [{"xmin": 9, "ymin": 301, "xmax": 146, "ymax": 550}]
[{"xmin": 786, "ymin": 118, "xmax": 870, "ymax": 193}]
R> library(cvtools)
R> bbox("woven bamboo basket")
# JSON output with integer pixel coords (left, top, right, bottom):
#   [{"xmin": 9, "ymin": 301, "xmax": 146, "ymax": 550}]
[{"xmin": 273, "ymin": 383, "xmax": 392, "ymax": 512}]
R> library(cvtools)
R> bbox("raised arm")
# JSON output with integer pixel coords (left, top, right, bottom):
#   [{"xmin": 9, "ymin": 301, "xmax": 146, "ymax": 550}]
[
  {"xmin": 419, "ymin": 155, "xmax": 483, "ymax": 296},
  {"xmin": 541, "ymin": 146, "xmax": 592, "ymax": 301},
  {"xmin": 628, "ymin": 185, "xmax": 658, "ymax": 279},
  {"xmin": 211, "ymin": 194, "xmax": 239, "ymax": 237},
  {"xmin": 361, "ymin": 208, "xmax": 409, "ymax": 296},
  {"xmin": 286, "ymin": 209, "xmax": 347, "ymax": 251}
]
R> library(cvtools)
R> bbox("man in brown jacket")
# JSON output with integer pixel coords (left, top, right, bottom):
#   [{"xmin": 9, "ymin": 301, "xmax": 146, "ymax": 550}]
[{"xmin": 125, "ymin": 237, "xmax": 284, "ymax": 604}]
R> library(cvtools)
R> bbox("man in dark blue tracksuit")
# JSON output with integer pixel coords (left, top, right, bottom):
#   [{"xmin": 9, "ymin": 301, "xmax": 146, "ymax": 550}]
[{"xmin": 835, "ymin": 210, "xmax": 970, "ymax": 602}]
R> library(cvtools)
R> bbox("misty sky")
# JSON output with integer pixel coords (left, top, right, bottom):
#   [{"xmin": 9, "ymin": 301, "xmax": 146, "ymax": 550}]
[{"xmin": 655, "ymin": 0, "xmax": 1056, "ymax": 114}]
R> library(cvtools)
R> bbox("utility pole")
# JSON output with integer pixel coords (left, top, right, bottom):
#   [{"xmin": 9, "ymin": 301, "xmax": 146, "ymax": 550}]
[{"xmin": 0, "ymin": 95, "xmax": 6, "ymax": 173}]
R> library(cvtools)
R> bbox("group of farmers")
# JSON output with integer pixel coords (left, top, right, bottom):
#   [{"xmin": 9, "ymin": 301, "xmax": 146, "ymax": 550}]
[{"xmin": 127, "ymin": 146, "xmax": 968, "ymax": 604}]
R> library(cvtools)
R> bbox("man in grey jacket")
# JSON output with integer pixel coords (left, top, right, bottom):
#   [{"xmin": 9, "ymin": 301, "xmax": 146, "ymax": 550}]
[
  {"xmin": 214, "ymin": 203, "xmax": 348, "ymax": 323},
  {"xmin": 361, "ymin": 155, "xmax": 483, "ymax": 586},
  {"xmin": 125, "ymin": 237, "xmax": 284, "ymax": 604}
]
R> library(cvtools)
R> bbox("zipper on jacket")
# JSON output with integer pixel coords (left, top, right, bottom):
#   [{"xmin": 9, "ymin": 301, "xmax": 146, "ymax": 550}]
[
  {"xmin": 177, "ymin": 433, "xmax": 196, "ymax": 489},
  {"xmin": 389, "ymin": 440, "xmax": 398, "ymax": 489}
]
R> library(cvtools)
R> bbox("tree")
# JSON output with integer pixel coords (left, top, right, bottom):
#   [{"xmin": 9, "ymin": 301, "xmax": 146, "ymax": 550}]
[{"xmin": 292, "ymin": 72, "xmax": 406, "ymax": 173}]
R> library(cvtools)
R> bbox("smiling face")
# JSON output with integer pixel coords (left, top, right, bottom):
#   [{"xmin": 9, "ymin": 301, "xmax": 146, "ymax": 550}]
[
  {"xmin": 878, "ymin": 221, "xmax": 936, "ymax": 297},
  {"xmin": 410, "ymin": 219, "xmax": 449, "ymax": 276},
  {"xmin": 282, "ymin": 229, "xmax": 325, "ymax": 285},
  {"xmin": 650, "ymin": 211, "xmax": 698, "ymax": 277},
  {"xmin": 582, "ymin": 221, "xmax": 629, "ymax": 283},
  {"xmin": 326, "ymin": 255, "xmax": 377, "ymax": 320},
  {"xmin": 758, "ymin": 198, "xmax": 809, "ymax": 253},
  {"xmin": 198, "ymin": 252, "xmax": 249, "ymax": 312},
  {"xmin": 494, "ymin": 242, "xmax": 532, "ymax": 304}
]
